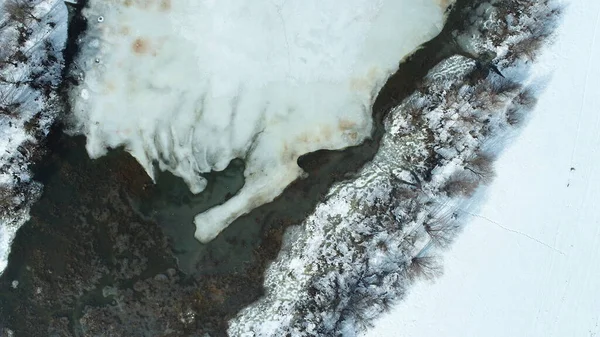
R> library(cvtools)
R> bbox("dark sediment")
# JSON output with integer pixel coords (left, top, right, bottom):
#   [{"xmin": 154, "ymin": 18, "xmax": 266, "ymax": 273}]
[{"xmin": 0, "ymin": 0, "xmax": 481, "ymax": 335}]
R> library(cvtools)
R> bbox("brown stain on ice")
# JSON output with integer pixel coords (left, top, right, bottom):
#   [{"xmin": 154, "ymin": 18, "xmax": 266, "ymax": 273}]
[
  {"xmin": 350, "ymin": 67, "xmax": 380, "ymax": 92},
  {"xmin": 338, "ymin": 119, "xmax": 357, "ymax": 132},
  {"xmin": 321, "ymin": 125, "xmax": 333, "ymax": 141},
  {"xmin": 119, "ymin": 25, "xmax": 131, "ymax": 36},
  {"xmin": 436, "ymin": 0, "xmax": 453, "ymax": 10},
  {"xmin": 159, "ymin": 0, "xmax": 171, "ymax": 11},
  {"xmin": 104, "ymin": 81, "xmax": 117, "ymax": 93},
  {"xmin": 131, "ymin": 37, "xmax": 166, "ymax": 57},
  {"xmin": 280, "ymin": 141, "xmax": 294, "ymax": 161},
  {"xmin": 295, "ymin": 133, "xmax": 310, "ymax": 144},
  {"xmin": 338, "ymin": 119, "xmax": 360, "ymax": 142},
  {"xmin": 281, "ymin": 125, "xmax": 335, "ymax": 161},
  {"xmin": 132, "ymin": 38, "xmax": 150, "ymax": 54}
]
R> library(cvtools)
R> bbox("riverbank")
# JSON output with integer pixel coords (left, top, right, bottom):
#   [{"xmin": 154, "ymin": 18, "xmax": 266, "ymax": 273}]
[{"xmin": 367, "ymin": 1, "xmax": 598, "ymax": 335}]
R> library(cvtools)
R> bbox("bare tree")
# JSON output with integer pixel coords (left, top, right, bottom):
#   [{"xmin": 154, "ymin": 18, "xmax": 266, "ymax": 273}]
[
  {"xmin": 471, "ymin": 77, "xmax": 521, "ymax": 109},
  {"xmin": 407, "ymin": 255, "xmax": 442, "ymax": 281},
  {"xmin": 489, "ymin": 77, "xmax": 521, "ymax": 96},
  {"xmin": 390, "ymin": 184, "xmax": 419, "ymax": 199},
  {"xmin": 509, "ymin": 35, "xmax": 544, "ymax": 62},
  {"xmin": 0, "ymin": 101, "xmax": 21, "ymax": 116},
  {"xmin": 505, "ymin": 105, "xmax": 523, "ymax": 126},
  {"xmin": 514, "ymin": 86, "xmax": 538, "ymax": 110},
  {"xmin": 465, "ymin": 151, "xmax": 495, "ymax": 184},
  {"xmin": 0, "ymin": 28, "xmax": 21, "ymax": 67},
  {"xmin": 4, "ymin": 0, "xmax": 40, "ymax": 24},
  {"xmin": 442, "ymin": 172, "xmax": 479, "ymax": 197},
  {"xmin": 0, "ymin": 78, "xmax": 28, "ymax": 116},
  {"xmin": 424, "ymin": 217, "xmax": 461, "ymax": 248},
  {"xmin": 505, "ymin": 86, "xmax": 537, "ymax": 126},
  {"xmin": 0, "ymin": 49, "xmax": 18, "ymax": 68}
]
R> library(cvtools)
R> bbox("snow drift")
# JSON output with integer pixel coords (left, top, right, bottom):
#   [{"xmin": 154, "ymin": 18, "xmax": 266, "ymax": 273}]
[{"xmin": 69, "ymin": 0, "xmax": 449, "ymax": 242}]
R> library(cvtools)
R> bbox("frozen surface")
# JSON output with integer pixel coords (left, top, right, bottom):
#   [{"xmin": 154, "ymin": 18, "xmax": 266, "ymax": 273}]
[
  {"xmin": 366, "ymin": 1, "xmax": 600, "ymax": 336},
  {"xmin": 69, "ymin": 0, "xmax": 448, "ymax": 242}
]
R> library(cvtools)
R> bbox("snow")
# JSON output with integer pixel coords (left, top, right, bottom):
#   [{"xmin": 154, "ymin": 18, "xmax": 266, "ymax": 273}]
[
  {"xmin": 68, "ymin": 0, "xmax": 450, "ymax": 242},
  {"xmin": 0, "ymin": 0, "xmax": 68, "ymax": 276},
  {"xmin": 365, "ymin": 1, "xmax": 600, "ymax": 336}
]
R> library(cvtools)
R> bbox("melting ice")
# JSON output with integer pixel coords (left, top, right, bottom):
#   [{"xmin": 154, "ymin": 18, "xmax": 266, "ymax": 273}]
[{"xmin": 69, "ymin": 0, "xmax": 448, "ymax": 242}]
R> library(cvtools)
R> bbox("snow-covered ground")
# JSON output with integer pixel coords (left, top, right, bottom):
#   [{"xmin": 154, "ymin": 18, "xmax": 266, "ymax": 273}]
[
  {"xmin": 0, "ymin": 0, "xmax": 68, "ymax": 276},
  {"xmin": 366, "ymin": 1, "xmax": 600, "ymax": 336}
]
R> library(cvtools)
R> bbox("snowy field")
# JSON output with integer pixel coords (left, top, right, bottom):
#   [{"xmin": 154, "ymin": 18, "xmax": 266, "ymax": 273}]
[{"xmin": 366, "ymin": 1, "xmax": 600, "ymax": 336}]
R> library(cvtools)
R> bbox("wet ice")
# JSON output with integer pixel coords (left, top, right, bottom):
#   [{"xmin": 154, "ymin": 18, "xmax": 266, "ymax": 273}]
[{"xmin": 69, "ymin": 0, "xmax": 448, "ymax": 242}]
